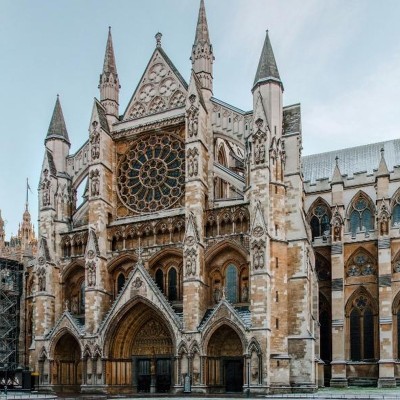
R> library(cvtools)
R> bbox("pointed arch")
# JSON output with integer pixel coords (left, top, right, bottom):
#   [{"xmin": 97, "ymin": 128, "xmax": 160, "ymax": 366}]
[
  {"xmin": 345, "ymin": 287, "xmax": 378, "ymax": 361},
  {"xmin": 306, "ymin": 197, "xmax": 332, "ymax": 241},
  {"xmin": 391, "ymin": 189, "xmax": 400, "ymax": 227},
  {"xmin": 346, "ymin": 191, "xmax": 375, "ymax": 235}
]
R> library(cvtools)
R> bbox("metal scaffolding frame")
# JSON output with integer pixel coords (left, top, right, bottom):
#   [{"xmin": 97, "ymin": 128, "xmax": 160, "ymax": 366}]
[{"xmin": 0, "ymin": 258, "xmax": 23, "ymax": 371}]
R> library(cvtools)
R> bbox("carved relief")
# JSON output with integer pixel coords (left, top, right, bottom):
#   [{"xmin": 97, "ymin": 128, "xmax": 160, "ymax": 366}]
[
  {"xmin": 187, "ymin": 147, "xmax": 199, "ymax": 177},
  {"xmin": 185, "ymin": 248, "xmax": 197, "ymax": 276},
  {"xmin": 86, "ymin": 261, "xmax": 96, "ymax": 287},
  {"xmin": 187, "ymin": 107, "xmax": 199, "ymax": 138},
  {"xmin": 37, "ymin": 267, "xmax": 46, "ymax": 291},
  {"xmin": 347, "ymin": 252, "xmax": 375, "ymax": 277},
  {"xmin": 377, "ymin": 199, "xmax": 390, "ymax": 236},
  {"xmin": 90, "ymin": 169, "xmax": 100, "ymax": 197},
  {"xmin": 41, "ymin": 169, "xmax": 51, "ymax": 207},
  {"xmin": 252, "ymin": 240, "xmax": 265, "ymax": 270},
  {"xmin": 90, "ymin": 128, "xmax": 100, "ymax": 160},
  {"xmin": 331, "ymin": 205, "xmax": 343, "ymax": 242}
]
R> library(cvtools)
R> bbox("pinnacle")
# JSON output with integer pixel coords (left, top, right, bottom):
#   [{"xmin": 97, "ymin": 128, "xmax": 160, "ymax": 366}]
[
  {"xmin": 331, "ymin": 156, "xmax": 343, "ymax": 185},
  {"xmin": 377, "ymin": 147, "xmax": 389, "ymax": 177},
  {"xmin": 46, "ymin": 96, "xmax": 70, "ymax": 144},
  {"xmin": 103, "ymin": 27, "xmax": 117, "ymax": 75},
  {"xmin": 194, "ymin": 0, "xmax": 210, "ymax": 45},
  {"xmin": 253, "ymin": 31, "xmax": 281, "ymax": 88}
]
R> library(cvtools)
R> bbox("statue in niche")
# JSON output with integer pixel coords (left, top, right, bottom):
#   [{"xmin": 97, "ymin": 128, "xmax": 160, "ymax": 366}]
[
  {"xmin": 380, "ymin": 214, "xmax": 389, "ymax": 236},
  {"xmin": 87, "ymin": 261, "xmax": 96, "ymax": 287},
  {"xmin": 241, "ymin": 283, "xmax": 249, "ymax": 302},
  {"xmin": 213, "ymin": 285, "xmax": 221, "ymax": 303},
  {"xmin": 333, "ymin": 220, "xmax": 342, "ymax": 241},
  {"xmin": 188, "ymin": 113, "xmax": 198, "ymax": 137}
]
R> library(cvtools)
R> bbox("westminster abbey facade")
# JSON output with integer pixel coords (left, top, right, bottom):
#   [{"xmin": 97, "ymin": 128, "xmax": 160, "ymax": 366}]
[{"xmin": 23, "ymin": 0, "xmax": 400, "ymax": 394}]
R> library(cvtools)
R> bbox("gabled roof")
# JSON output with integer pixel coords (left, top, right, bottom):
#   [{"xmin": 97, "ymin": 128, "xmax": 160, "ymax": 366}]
[
  {"xmin": 46, "ymin": 96, "xmax": 70, "ymax": 145},
  {"xmin": 123, "ymin": 43, "xmax": 188, "ymax": 121},
  {"xmin": 253, "ymin": 31, "xmax": 282, "ymax": 89},
  {"xmin": 303, "ymin": 139, "xmax": 400, "ymax": 184}
]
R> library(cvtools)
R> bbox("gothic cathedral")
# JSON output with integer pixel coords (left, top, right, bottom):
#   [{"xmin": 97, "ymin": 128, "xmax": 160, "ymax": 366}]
[{"xmin": 25, "ymin": 0, "xmax": 400, "ymax": 395}]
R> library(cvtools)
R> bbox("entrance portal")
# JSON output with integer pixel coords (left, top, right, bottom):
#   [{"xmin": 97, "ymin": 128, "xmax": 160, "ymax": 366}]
[
  {"xmin": 207, "ymin": 324, "xmax": 244, "ymax": 393},
  {"xmin": 136, "ymin": 358, "xmax": 171, "ymax": 393},
  {"xmin": 225, "ymin": 359, "xmax": 243, "ymax": 392}
]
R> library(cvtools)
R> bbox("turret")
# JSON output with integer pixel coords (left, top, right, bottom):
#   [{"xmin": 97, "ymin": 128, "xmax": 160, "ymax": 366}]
[
  {"xmin": 99, "ymin": 27, "xmax": 120, "ymax": 123},
  {"xmin": 191, "ymin": 0, "xmax": 214, "ymax": 96},
  {"xmin": 44, "ymin": 95, "xmax": 70, "ymax": 173}
]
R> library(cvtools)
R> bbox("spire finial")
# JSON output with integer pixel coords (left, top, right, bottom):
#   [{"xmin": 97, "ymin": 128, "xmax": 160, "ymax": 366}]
[
  {"xmin": 194, "ymin": 0, "xmax": 210, "ymax": 45},
  {"xmin": 253, "ymin": 30, "xmax": 282, "ymax": 89},
  {"xmin": 46, "ymin": 95, "xmax": 70, "ymax": 145},
  {"xmin": 155, "ymin": 32, "xmax": 162, "ymax": 48},
  {"xmin": 335, "ymin": 156, "xmax": 339, "ymax": 166}
]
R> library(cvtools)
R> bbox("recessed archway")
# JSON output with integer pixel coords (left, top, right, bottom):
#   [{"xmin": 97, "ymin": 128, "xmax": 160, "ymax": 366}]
[{"xmin": 206, "ymin": 324, "xmax": 244, "ymax": 393}]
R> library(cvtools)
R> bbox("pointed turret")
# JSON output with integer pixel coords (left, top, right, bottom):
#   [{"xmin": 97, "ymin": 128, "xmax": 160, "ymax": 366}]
[
  {"xmin": 331, "ymin": 156, "xmax": 344, "ymax": 185},
  {"xmin": 99, "ymin": 27, "xmax": 120, "ymax": 121},
  {"xmin": 191, "ymin": 0, "xmax": 214, "ymax": 94},
  {"xmin": 45, "ymin": 95, "xmax": 70, "ymax": 145},
  {"xmin": 377, "ymin": 148, "xmax": 390, "ymax": 178},
  {"xmin": 253, "ymin": 30, "xmax": 282, "ymax": 91},
  {"xmin": 44, "ymin": 96, "xmax": 70, "ymax": 173}
]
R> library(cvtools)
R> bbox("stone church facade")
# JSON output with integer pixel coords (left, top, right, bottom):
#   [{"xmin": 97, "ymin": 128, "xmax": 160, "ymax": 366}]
[{"xmin": 24, "ymin": 0, "xmax": 400, "ymax": 394}]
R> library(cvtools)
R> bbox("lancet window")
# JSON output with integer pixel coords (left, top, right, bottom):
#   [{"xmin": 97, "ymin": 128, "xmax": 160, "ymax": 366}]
[
  {"xmin": 309, "ymin": 202, "xmax": 330, "ymax": 240},
  {"xmin": 392, "ymin": 194, "xmax": 400, "ymax": 227}
]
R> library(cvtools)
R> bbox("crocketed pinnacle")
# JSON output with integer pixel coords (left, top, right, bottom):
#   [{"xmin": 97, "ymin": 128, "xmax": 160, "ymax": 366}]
[
  {"xmin": 253, "ymin": 31, "xmax": 281, "ymax": 87},
  {"xmin": 194, "ymin": 0, "xmax": 210, "ymax": 45},
  {"xmin": 46, "ymin": 95, "xmax": 70, "ymax": 144},
  {"xmin": 103, "ymin": 27, "xmax": 117, "ymax": 75}
]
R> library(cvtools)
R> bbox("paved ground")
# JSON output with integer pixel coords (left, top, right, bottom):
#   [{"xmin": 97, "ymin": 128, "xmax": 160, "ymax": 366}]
[{"xmin": 2, "ymin": 388, "xmax": 400, "ymax": 399}]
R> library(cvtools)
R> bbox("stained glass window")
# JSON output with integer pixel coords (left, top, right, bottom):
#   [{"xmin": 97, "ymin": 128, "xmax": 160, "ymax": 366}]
[
  {"xmin": 117, "ymin": 133, "xmax": 185, "ymax": 214},
  {"xmin": 349, "ymin": 194, "xmax": 374, "ymax": 235},
  {"xmin": 226, "ymin": 264, "xmax": 238, "ymax": 303},
  {"xmin": 309, "ymin": 203, "xmax": 331, "ymax": 240}
]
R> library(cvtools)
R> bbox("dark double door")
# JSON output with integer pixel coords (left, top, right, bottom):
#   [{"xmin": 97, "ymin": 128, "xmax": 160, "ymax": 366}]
[
  {"xmin": 137, "ymin": 358, "xmax": 171, "ymax": 393},
  {"xmin": 225, "ymin": 359, "xmax": 243, "ymax": 392}
]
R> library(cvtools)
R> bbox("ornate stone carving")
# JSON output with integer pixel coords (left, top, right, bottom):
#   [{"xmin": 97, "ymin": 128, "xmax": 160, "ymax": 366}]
[
  {"xmin": 187, "ymin": 107, "xmax": 199, "ymax": 138},
  {"xmin": 252, "ymin": 240, "xmax": 265, "ymax": 270},
  {"xmin": 184, "ymin": 248, "xmax": 197, "ymax": 276},
  {"xmin": 90, "ymin": 127, "xmax": 100, "ymax": 160},
  {"xmin": 347, "ymin": 252, "xmax": 375, "ymax": 277},
  {"xmin": 87, "ymin": 261, "xmax": 96, "ymax": 287},
  {"xmin": 331, "ymin": 205, "xmax": 344, "ymax": 242},
  {"xmin": 37, "ymin": 267, "xmax": 46, "ymax": 291},
  {"xmin": 41, "ymin": 169, "xmax": 51, "ymax": 207},
  {"xmin": 90, "ymin": 169, "xmax": 100, "ymax": 197},
  {"xmin": 377, "ymin": 199, "xmax": 390, "ymax": 236},
  {"xmin": 187, "ymin": 147, "xmax": 199, "ymax": 177}
]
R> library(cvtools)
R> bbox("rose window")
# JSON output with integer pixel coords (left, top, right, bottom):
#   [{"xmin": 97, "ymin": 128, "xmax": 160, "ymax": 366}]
[{"xmin": 117, "ymin": 133, "xmax": 185, "ymax": 213}]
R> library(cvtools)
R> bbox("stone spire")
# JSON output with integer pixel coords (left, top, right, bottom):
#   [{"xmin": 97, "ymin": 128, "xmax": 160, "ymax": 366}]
[
  {"xmin": 99, "ymin": 27, "xmax": 120, "ymax": 119},
  {"xmin": 191, "ymin": 0, "xmax": 214, "ymax": 93},
  {"xmin": 253, "ymin": 31, "xmax": 282, "ymax": 90},
  {"xmin": 331, "ymin": 156, "xmax": 344, "ymax": 185},
  {"xmin": 45, "ymin": 95, "xmax": 70, "ymax": 145},
  {"xmin": 377, "ymin": 147, "xmax": 390, "ymax": 178}
]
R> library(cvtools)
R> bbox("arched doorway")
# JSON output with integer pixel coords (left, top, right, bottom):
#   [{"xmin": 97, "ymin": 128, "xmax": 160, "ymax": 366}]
[
  {"xmin": 52, "ymin": 332, "xmax": 82, "ymax": 389},
  {"xmin": 107, "ymin": 301, "xmax": 174, "ymax": 393},
  {"xmin": 207, "ymin": 325, "xmax": 244, "ymax": 393}
]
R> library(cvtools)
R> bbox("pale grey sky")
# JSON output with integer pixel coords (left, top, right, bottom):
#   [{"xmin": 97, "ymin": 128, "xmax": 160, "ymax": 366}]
[{"xmin": 1, "ymin": 0, "xmax": 399, "ymax": 239}]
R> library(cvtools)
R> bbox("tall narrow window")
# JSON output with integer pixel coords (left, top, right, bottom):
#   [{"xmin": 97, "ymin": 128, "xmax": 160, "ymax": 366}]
[
  {"xmin": 225, "ymin": 264, "xmax": 238, "ymax": 303},
  {"xmin": 117, "ymin": 273, "xmax": 125, "ymax": 294},
  {"xmin": 349, "ymin": 195, "xmax": 374, "ymax": 235},
  {"xmin": 349, "ymin": 295, "xmax": 375, "ymax": 361},
  {"xmin": 79, "ymin": 281, "xmax": 85, "ymax": 315},
  {"xmin": 168, "ymin": 267, "xmax": 177, "ymax": 301},
  {"xmin": 309, "ymin": 203, "xmax": 331, "ymax": 240},
  {"xmin": 155, "ymin": 269, "xmax": 164, "ymax": 292}
]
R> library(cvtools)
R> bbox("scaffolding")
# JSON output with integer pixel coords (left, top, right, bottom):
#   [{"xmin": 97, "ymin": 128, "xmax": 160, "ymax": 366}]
[{"xmin": 0, "ymin": 258, "xmax": 23, "ymax": 372}]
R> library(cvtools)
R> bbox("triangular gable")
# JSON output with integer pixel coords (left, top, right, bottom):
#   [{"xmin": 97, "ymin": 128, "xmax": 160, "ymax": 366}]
[
  {"xmin": 45, "ymin": 311, "xmax": 84, "ymax": 340},
  {"xmin": 90, "ymin": 99, "xmax": 110, "ymax": 134},
  {"xmin": 198, "ymin": 300, "xmax": 250, "ymax": 333},
  {"xmin": 123, "ymin": 47, "xmax": 188, "ymax": 120},
  {"xmin": 99, "ymin": 259, "xmax": 182, "ymax": 334}
]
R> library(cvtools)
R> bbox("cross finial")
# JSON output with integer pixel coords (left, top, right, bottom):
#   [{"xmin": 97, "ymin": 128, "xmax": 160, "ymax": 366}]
[{"xmin": 155, "ymin": 32, "xmax": 162, "ymax": 48}]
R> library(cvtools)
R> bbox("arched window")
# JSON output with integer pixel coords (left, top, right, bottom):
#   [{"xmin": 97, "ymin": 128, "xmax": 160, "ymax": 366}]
[
  {"xmin": 117, "ymin": 273, "xmax": 126, "ymax": 294},
  {"xmin": 392, "ymin": 194, "xmax": 400, "ymax": 227},
  {"xmin": 155, "ymin": 269, "xmax": 164, "ymax": 292},
  {"xmin": 225, "ymin": 264, "xmax": 238, "ymax": 303},
  {"xmin": 309, "ymin": 203, "xmax": 330, "ymax": 240},
  {"xmin": 349, "ymin": 194, "xmax": 374, "ymax": 236},
  {"xmin": 168, "ymin": 267, "xmax": 177, "ymax": 301},
  {"xmin": 349, "ymin": 294, "xmax": 375, "ymax": 361}
]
